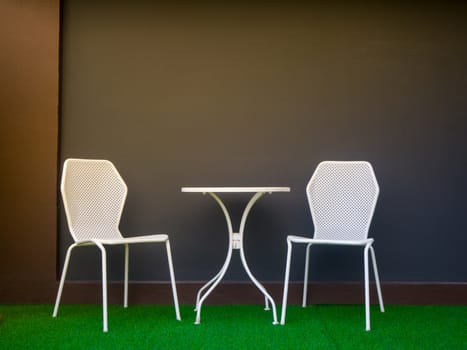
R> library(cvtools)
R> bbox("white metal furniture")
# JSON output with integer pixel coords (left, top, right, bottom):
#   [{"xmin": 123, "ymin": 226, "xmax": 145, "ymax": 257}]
[
  {"xmin": 280, "ymin": 161, "xmax": 384, "ymax": 331},
  {"xmin": 53, "ymin": 159, "xmax": 181, "ymax": 332},
  {"xmin": 181, "ymin": 187, "xmax": 290, "ymax": 324}
]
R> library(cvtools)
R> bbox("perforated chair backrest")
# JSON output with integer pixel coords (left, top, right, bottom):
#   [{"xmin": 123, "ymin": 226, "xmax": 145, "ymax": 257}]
[
  {"xmin": 306, "ymin": 161, "xmax": 379, "ymax": 241},
  {"xmin": 61, "ymin": 159, "xmax": 127, "ymax": 242}
]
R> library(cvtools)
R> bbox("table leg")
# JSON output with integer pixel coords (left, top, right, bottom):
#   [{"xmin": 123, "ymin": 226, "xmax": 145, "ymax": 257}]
[
  {"xmin": 194, "ymin": 192, "xmax": 234, "ymax": 324},
  {"xmin": 238, "ymin": 192, "xmax": 278, "ymax": 324},
  {"xmin": 239, "ymin": 246, "xmax": 278, "ymax": 324},
  {"xmin": 194, "ymin": 269, "xmax": 222, "ymax": 311}
]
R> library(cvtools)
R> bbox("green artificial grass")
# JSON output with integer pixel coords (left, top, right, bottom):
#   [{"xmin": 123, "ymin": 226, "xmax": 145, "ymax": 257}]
[{"xmin": 0, "ymin": 304, "xmax": 465, "ymax": 349}]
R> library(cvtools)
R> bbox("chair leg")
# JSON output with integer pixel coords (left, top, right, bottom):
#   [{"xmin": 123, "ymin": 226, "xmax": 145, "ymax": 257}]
[
  {"xmin": 53, "ymin": 243, "xmax": 77, "ymax": 317},
  {"xmin": 364, "ymin": 244, "xmax": 371, "ymax": 331},
  {"xmin": 165, "ymin": 240, "xmax": 181, "ymax": 321},
  {"xmin": 124, "ymin": 244, "xmax": 129, "ymax": 308},
  {"xmin": 369, "ymin": 246, "xmax": 384, "ymax": 312},
  {"xmin": 302, "ymin": 243, "xmax": 312, "ymax": 307},
  {"xmin": 96, "ymin": 243, "xmax": 108, "ymax": 333},
  {"xmin": 280, "ymin": 239, "xmax": 293, "ymax": 325}
]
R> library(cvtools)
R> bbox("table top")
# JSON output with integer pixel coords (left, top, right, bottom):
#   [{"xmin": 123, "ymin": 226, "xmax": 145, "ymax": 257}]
[{"xmin": 181, "ymin": 186, "xmax": 290, "ymax": 193}]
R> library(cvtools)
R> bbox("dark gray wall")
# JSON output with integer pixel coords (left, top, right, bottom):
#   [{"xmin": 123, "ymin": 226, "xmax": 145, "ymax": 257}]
[{"xmin": 60, "ymin": 1, "xmax": 467, "ymax": 283}]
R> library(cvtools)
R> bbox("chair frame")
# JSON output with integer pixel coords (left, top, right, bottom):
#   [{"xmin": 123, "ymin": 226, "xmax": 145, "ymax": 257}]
[
  {"xmin": 280, "ymin": 161, "xmax": 384, "ymax": 331},
  {"xmin": 52, "ymin": 159, "xmax": 181, "ymax": 332}
]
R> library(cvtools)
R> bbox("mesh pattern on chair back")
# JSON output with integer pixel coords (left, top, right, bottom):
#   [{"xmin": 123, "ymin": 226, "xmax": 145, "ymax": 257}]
[
  {"xmin": 61, "ymin": 159, "xmax": 127, "ymax": 242},
  {"xmin": 307, "ymin": 161, "xmax": 379, "ymax": 241}
]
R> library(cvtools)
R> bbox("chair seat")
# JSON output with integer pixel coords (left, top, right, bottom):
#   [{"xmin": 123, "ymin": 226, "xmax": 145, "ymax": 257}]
[
  {"xmin": 88, "ymin": 234, "xmax": 169, "ymax": 245},
  {"xmin": 287, "ymin": 235, "xmax": 374, "ymax": 246}
]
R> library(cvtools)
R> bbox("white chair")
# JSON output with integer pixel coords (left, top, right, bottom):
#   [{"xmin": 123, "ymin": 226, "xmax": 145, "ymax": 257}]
[
  {"xmin": 53, "ymin": 158, "xmax": 181, "ymax": 332},
  {"xmin": 281, "ymin": 161, "xmax": 384, "ymax": 331}
]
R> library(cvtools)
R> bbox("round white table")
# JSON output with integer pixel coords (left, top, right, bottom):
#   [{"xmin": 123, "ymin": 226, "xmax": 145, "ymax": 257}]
[{"xmin": 181, "ymin": 186, "xmax": 290, "ymax": 324}]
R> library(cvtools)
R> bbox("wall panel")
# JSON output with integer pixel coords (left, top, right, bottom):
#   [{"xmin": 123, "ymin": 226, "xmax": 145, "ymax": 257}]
[{"xmin": 59, "ymin": 2, "xmax": 467, "ymax": 285}]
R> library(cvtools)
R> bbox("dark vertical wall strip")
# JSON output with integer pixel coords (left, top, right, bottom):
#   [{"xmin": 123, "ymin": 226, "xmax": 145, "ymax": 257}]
[
  {"xmin": 0, "ymin": 1, "xmax": 59, "ymax": 300},
  {"xmin": 60, "ymin": 2, "xmax": 467, "ymax": 283}
]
